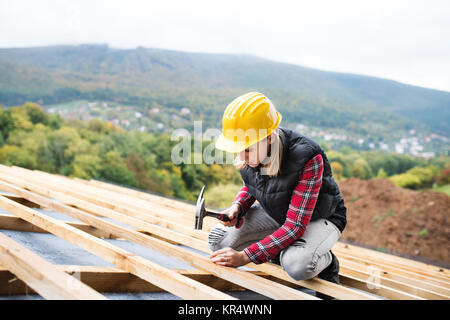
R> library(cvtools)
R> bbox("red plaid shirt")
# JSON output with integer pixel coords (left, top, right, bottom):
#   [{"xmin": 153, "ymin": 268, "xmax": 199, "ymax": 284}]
[{"xmin": 233, "ymin": 153, "xmax": 324, "ymax": 264}]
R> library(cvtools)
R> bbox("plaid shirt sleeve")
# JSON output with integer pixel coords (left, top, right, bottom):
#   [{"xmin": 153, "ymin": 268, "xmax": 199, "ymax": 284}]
[
  {"xmin": 232, "ymin": 183, "xmax": 256, "ymax": 214},
  {"xmin": 243, "ymin": 153, "xmax": 324, "ymax": 264}
]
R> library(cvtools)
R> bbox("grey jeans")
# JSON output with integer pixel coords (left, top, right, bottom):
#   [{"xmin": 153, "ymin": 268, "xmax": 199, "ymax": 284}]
[{"xmin": 208, "ymin": 202, "xmax": 342, "ymax": 281}]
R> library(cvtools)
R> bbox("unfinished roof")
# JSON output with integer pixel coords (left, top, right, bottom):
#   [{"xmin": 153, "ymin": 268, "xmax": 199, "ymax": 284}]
[{"xmin": 0, "ymin": 164, "xmax": 449, "ymax": 300}]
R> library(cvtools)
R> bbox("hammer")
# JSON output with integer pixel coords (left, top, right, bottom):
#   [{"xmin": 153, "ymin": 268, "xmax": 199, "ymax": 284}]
[{"xmin": 195, "ymin": 185, "xmax": 244, "ymax": 230}]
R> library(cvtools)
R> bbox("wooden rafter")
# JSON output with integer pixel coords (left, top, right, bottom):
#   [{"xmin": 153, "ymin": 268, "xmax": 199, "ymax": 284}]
[
  {"xmin": 0, "ymin": 194, "xmax": 235, "ymax": 300},
  {"xmin": 0, "ymin": 233, "xmax": 106, "ymax": 299},
  {"xmin": 0, "ymin": 164, "xmax": 449, "ymax": 300},
  {"xmin": 0, "ymin": 180, "xmax": 317, "ymax": 300}
]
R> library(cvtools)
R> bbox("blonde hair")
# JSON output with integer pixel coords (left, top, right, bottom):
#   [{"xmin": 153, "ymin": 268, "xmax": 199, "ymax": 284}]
[{"xmin": 233, "ymin": 128, "xmax": 283, "ymax": 177}]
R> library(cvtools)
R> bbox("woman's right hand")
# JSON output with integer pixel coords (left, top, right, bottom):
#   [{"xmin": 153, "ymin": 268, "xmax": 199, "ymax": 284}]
[{"xmin": 221, "ymin": 203, "xmax": 242, "ymax": 227}]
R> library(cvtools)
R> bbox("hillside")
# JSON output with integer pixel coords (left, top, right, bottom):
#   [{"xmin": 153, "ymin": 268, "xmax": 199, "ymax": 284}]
[
  {"xmin": 0, "ymin": 44, "xmax": 449, "ymax": 139},
  {"xmin": 339, "ymin": 177, "xmax": 450, "ymax": 266}
]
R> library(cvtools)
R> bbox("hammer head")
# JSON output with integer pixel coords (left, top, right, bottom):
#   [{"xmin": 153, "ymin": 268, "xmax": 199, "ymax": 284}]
[{"xmin": 195, "ymin": 185, "xmax": 206, "ymax": 230}]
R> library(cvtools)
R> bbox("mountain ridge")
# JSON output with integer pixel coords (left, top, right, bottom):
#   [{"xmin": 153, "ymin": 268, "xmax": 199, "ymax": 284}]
[{"xmin": 0, "ymin": 44, "xmax": 448, "ymax": 136}]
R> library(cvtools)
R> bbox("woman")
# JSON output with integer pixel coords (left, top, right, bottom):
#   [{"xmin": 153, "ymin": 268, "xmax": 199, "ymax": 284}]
[{"xmin": 208, "ymin": 92, "xmax": 347, "ymax": 286}]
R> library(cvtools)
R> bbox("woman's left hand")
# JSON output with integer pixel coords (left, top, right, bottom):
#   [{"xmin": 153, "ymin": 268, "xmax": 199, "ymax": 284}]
[{"xmin": 210, "ymin": 247, "xmax": 251, "ymax": 267}]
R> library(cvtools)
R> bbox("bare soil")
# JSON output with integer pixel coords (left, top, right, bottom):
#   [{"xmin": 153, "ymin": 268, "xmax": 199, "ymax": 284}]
[{"xmin": 337, "ymin": 177, "xmax": 450, "ymax": 267}]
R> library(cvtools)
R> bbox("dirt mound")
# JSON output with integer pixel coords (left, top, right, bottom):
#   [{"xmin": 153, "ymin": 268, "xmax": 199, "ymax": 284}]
[{"xmin": 337, "ymin": 177, "xmax": 450, "ymax": 266}]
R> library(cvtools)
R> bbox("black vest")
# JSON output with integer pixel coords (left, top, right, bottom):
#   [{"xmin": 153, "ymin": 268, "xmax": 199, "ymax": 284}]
[{"xmin": 240, "ymin": 127, "xmax": 347, "ymax": 232}]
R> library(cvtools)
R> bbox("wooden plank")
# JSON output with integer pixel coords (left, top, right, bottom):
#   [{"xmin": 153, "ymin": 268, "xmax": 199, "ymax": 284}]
[
  {"xmin": 0, "ymin": 194, "xmax": 234, "ymax": 300},
  {"xmin": 0, "ymin": 191, "xmax": 42, "ymax": 208},
  {"xmin": 334, "ymin": 242, "xmax": 450, "ymax": 280},
  {"xmin": 0, "ymin": 232, "xmax": 106, "ymax": 299},
  {"xmin": 7, "ymin": 171, "xmax": 442, "ymax": 298},
  {"xmin": 339, "ymin": 274, "xmax": 423, "ymax": 300},
  {"xmin": 25, "ymin": 166, "xmax": 450, "ymax": 283},
  {"xmin": 0, "ymin": 181, "xmax": 315, "ymax": 300},
  {"xmin": 39, "ymin": 180, "xmax": 442, "ymax": 298},
  {"xmin": 4, "ymin": 165, "xmax": 446, "ymax": 300},
  {"xmin": 0, "ymin": 177, "xmax": 376, "ymax": 300},
  {"xmin": 0, "ymin": 168, "xmax": 207, "ymax": 240},
  {"xmin": 22, "ymin": 167, "xmax": 450, "ymax": 285},
  {"xmin": 18, "ymin": 166, "xmax": 196, "ymax": 221},
  {"xmin": 0, "ymin": 213, "xmax": 116, "ymax": 239},
  {"xmin": 0, "ymin": 266, "xmax": 301, "ymax": 295},
  {"xmin": 2, "ymin": 165, "xmax": 217, "ymax": 233},
  {"xmin": 339, "ymin": 256, "xmax": 450, "ymax": 297},
  {"xmin": 82, "ymin": 178, "xmax": 198, "ymax": 212},
  {"xmin": 24, "ymin": 165, "xmax": 193, "ymax": 214},
  {"xmin": 335, "ymin": 250, "xmax": 450, "ymax": 288},
  {"xmin": 21, "ymin": 165, "xmax": 219, "ymax": 231},
  {"xmin": 340, "ymin": 265, "xmax": 447, "ymax": 300}
]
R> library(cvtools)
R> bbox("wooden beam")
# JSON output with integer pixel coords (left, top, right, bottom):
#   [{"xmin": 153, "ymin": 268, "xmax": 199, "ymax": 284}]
[
  {"xmin": 8, "ymin": 165, "xmax": 448, "ymax": 300},
  {"xmin": 334, "ymin": 242, "xmax": 450, "ymax": 280},
  {"xmin": 339, "ymin": 256, "xmax": 450, "ymax": 297},
  {"xmin": 0, "ymin": 168, "xmax": 207, "ymax": 240},
  {"xmin": 0, "ymin": 177, "xmax": 374, "ymax": 300},
  {"xmin": 339, "ymin": 274, "xmax": 422, "ymax": 300},
  {"xmin": 0, "ymin": 266, "xmax": 301, "ymax": 295},
  {"xmin": 0, "ymin": 233, "xmax": 106, "ymax": 299},
  {"xmin": 81, "ymin": 177, "xmax": 198, "ymax": 212},
  {"xmin": 339, "ymin": 265, "xmax": 447, "ymax": 300},
  {"xmin": 0, "ymin": 194, "xmax": 234, "ymax": 300},
  {"xmin": 23, "ymin": 166, "xmax": 199, "ymax": 222},
  {"xmin": 33, "ymin": 166, "xmax": 450, "ymax": 283},
  {"xmin": 4, "ymin": 171, "xmax": 437, "ymax": 300},
  {"xmin": 0, "ymin": 191, "xmax": 42, "ymax": 208},
  {"xmin": 0, "ymin": 182, "xmax": 315, "ymax": 300},
  {"xmin": 0, "ymin": 213, "xmax": 116, "ymax": 239},
  {"xmin": 24, "ymin": 167, "xmax": 450, "ymax": 285},
  {"xmin": 29, "ymin": 169, "xmax": 450, "ymax": 284},
  {"xmin": 53, "ymin": 174, "xmax": 443, "ymax": 300},
  {"xmin": 335, "ymin": 250, "xmax": 450, "ymax": 288},
  {"xmin": 26, "ymin": 165, "xmax": 218, "ymax": 231}
]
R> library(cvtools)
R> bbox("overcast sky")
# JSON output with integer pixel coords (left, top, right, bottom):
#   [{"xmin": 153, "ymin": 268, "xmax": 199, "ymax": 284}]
[{"xmin": 1, "ymin": 0, "xmax": 449, "ymax": 92}]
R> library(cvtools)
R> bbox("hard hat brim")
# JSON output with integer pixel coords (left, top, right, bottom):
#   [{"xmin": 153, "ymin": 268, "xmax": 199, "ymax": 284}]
[
  {"xmin": 215, "ymin": 111, "xmax": 282, "ymax": 153},
  {"xmin": 215, "ymin": 133, "xmax": 249, "ymax": 153}
]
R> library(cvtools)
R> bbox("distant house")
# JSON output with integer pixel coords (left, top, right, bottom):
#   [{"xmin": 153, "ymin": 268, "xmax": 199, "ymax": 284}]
[
  {"xmin": 180, "ymin": 107, "xmax": 190, "ymax": 115},
  {"xmin": 395, "ymin": 143, "xmax": 404, "ymax": 154},
  {"xmin": 420, "ymin": 152, "xmax": 435, "ymax": 159},
  {"xmin": 379, "ymin": 142, "xmax": 389, "ymax": 150}
]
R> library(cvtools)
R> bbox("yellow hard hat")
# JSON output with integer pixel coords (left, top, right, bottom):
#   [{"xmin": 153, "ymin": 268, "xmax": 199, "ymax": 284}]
[{"xmin": 215, "ymin": 92, "xmax": 282, "ymax": 153}]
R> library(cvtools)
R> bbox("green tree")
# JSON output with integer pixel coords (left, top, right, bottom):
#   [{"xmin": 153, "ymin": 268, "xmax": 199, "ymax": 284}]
[
  {"xmin": 99, "ymin": 150, "xmax": 138, "ymax": 187},
  {"xmin": 389, "ymin": 173, "xmax": 422, "ymax": 189},
  {"xmin": 352, "ymin": 163, "xmax": 366, "ymax": 179},
  {"xmin": 330, "ymin": 161, "xmax": 343, "ymax": 180},
  {"xmin": 376, "ymin": 168, "xmax": 388, "ymax": 178},
  {"xmin": 24, "ymin": 102, "xmax": 48, "ymax": 125},
  {"xmin": 70, "ymin": 153, "xmax": 102, "ymax": 179},
  {"xmin": 0, "ymin": 145, "xmax": 36, "ymax": 168},
  {"xmin": 0, "ymin": 108, "xmax": 14, "ymax": 144}
]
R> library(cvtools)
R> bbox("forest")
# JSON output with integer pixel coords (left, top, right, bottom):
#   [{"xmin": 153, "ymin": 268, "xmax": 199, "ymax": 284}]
[{"xmin": 1, "ymin": 103, "xmax": 449, "ymax": 208}]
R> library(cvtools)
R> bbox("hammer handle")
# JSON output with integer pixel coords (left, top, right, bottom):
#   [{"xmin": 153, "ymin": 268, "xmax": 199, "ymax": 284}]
[
  {"xmin": 205, "ymin": 211, "xmax": 232, "ymax": 221},
  {"xmin": 206, "ymin": 211, "xmax": 244, "ymax": 228}
]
